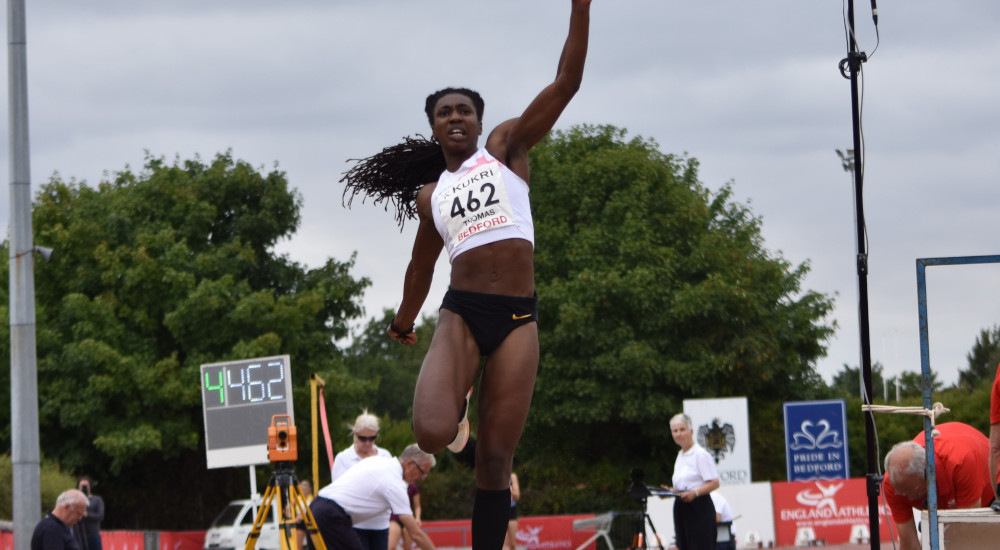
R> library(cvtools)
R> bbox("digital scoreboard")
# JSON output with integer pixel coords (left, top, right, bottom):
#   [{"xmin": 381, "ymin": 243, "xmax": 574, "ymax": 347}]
[{"xmin": 200, "ymin": 355, "xmax": 293, "ymax": 469}]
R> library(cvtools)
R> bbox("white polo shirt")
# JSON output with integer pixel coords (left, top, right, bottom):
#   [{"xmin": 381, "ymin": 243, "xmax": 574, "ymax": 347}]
[
  {"xmin": 317, "ymin": 456, "xmax": 412, "ymax": 530},
  {"xmin": 671, "ymin": 443, "xmax": 719, "ymax": 492},
  {"xmin": 331, "ymin": 444, "xmax": 392, "ymax": 481}
]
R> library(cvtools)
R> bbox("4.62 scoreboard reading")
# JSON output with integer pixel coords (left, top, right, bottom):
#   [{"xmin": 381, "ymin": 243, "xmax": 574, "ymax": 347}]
[{"xmin": 200, "ymin": 355, "xmax": 293, "ymax": 469}]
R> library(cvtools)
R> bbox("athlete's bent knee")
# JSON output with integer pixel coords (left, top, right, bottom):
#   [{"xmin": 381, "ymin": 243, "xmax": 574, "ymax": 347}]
[{"xmin": 413, "ymin": 417, "xmax": 454, "ymax": 453}]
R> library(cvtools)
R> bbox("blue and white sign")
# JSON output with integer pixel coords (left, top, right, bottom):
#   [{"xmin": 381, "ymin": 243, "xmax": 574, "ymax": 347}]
[{"xmin": 783, "ymin": 400, "xmax": 849, "ymax": 481}]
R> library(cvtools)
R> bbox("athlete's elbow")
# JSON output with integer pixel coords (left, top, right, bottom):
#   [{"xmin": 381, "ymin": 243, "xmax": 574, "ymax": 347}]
[{"xmin": 560, "ymin": 77, "xmax": 583, "ymax": 96}]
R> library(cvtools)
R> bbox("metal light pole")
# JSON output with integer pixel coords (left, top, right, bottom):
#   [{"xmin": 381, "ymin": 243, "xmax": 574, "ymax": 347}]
[
  {"xmin": 7, "ymin": 0, "xmax": 43, "ymax": 548},
  {"xmin": 840, "ymin": 1, "xmax": 880, "ymax": 548}
]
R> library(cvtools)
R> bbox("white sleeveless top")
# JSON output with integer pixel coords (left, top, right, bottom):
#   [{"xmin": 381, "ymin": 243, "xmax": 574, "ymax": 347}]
[{"xmin": 429, "ymin": 148, "xmax": 534, "ymax": 262}]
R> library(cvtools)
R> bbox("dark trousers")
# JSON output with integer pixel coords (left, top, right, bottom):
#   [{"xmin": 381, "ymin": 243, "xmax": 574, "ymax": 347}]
[
  {"xmin": 673, "ymin": 494, "xmax": 717, "ymax": 550},
  {"xmin": 310, "ymin": 498, "xmax": 364, "ymax": 550},
  {"xmin": 353, "ymin": 528, "xmax": 388, "ymax": 550}
]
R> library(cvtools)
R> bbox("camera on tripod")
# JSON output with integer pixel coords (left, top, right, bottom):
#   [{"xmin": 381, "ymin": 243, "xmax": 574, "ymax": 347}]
[
  {"xmin": 629, "ymin": 468, "xmax": 650, "ymax": 501},
  {"xmin": 622, "ymin": 468, "xmax": 665, "ymax": 550},
  {"xmin": 267, "ymin": 414, "xmax": 298, "ymax": 463}
]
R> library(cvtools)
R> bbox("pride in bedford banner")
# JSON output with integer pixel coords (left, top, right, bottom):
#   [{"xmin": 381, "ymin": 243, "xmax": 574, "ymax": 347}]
[{"xmin": 783, "ymin": 400, "xmax": 849, "ymax": 481}]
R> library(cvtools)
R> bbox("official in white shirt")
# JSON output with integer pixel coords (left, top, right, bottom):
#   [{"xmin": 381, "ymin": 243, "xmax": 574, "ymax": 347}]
[
  {"xmin": 312, "ymin": 444, "xmax": 437, "ymax": 550},
  {"xmin": 666, "ymin": 414, "xmax": 720, "ymax": 550}
]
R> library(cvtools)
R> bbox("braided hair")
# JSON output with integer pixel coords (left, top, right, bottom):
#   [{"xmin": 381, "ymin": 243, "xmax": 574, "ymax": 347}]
[
  {"xmin": 340, "ymin": 135, "xmax": 445, "ymax": 228},
  {"xmin": 341, "ymin": 88, "xmax": 485, "ymax": 229}
]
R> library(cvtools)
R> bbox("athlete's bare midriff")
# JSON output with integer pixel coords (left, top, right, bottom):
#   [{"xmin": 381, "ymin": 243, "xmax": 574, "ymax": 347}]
[{"xmin": 449, "ymin": 238, "xmax": 535, "ymax": 297}]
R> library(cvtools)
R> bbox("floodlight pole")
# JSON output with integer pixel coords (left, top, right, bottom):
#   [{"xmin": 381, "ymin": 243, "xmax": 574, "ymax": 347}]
[
  {"xmin": 7, "ymin": 0, "xmax": 43, "ymax": 549},
  {"xmin": 841, "ymin": 2, "xmax": 880, "ymax": 549}
]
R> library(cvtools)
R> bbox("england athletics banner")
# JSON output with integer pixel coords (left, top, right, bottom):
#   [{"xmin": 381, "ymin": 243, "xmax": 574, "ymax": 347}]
[{"xmin": 772, "ymin": 478, "xmax": 892, "ymax": 545}]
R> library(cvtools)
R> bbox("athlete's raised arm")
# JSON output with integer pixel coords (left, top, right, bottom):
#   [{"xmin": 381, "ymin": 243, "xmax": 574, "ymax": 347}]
[{"xmin": 488, "ymin": 0, "xmax": 592, "ymax": 177}]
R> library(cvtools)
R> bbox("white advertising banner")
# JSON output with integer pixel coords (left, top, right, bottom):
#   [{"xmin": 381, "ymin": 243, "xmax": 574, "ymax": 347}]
[{"xmin": 683, "ymin": 397, "xmax": 752, "ymax": 486}]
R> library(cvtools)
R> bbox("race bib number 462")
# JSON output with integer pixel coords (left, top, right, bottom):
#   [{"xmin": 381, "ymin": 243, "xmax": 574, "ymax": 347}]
[{"xmin": 437, "ymin": 159, "xmax": 516, "ymax": 247}]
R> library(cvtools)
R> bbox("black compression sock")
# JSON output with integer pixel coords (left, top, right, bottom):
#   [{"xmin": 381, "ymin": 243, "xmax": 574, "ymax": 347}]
[{"xmin": 472, "ymin": 487, "xmax": 511, "ymax": 550}]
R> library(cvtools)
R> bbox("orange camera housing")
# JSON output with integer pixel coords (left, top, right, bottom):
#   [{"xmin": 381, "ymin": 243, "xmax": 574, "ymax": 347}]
[{"xmin": 267, "ymin": 414, "xmax": 298, "ymax": 462}]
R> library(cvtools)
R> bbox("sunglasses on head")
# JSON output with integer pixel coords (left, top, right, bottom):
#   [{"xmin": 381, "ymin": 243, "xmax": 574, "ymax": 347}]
[{"xmin": 356, "ymin": 434, "xmax": 377, "ymax": 442}]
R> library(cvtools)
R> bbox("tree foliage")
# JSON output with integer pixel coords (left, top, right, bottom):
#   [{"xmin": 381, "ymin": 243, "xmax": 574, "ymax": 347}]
[
  {"xmin": 895, "ymin": 370, "xmax": 943, "ymax": 398},
  {"xmin": 339, "ymin": 309, "xmax": 435, "ymax": 421},
  {"xmin": 519, "ymin": 125, "xmax": 835, "ymax": 481},
  {"xmin": 830, "ymin": 362, "xmax": 886, "ymax": 400},
  {"xmin": 957, "ymin": 325, "xmax": 1000, "ymax": 392},
  {"xmin": 0, "ymin": 152, "xmax": 369, "ymax": 528}
]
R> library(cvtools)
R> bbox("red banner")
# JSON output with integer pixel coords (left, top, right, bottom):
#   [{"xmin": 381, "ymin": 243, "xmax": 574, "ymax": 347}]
[
  {"xmin": 422, "ymin": 515, "xmax": 595, "ymax": 550},
  {"xmin": 771, "ymin": 478, "xmax": 893, "ymax": 546},
  {"xmin": 157, "ymin": 531, "xmax": 205, "ymax": 550},
  {"xmin": 103, "ymin": 531, "xmax": 146, "ymax": 550}
]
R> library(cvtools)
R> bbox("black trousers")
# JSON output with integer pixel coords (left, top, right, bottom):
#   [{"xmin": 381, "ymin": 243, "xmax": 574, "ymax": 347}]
[
  {"xmin": 310, "ymin": 497, "xmax": 364, "ymax": 550},
  {"xmin": 672, "ymin": 494, "xmax": 716, "ymax": 550}
]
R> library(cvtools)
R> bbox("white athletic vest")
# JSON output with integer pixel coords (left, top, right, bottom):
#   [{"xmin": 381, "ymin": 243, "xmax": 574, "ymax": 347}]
[{"xmin": 430, "ymin": 148, "xmax": 534, "ymax": 262}]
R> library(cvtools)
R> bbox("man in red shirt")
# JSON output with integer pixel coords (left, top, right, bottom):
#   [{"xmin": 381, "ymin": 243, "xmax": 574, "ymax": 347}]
[
  {"xmin": 990, "ymin": 363, "xmax": 1000, "ymax": 501},
  {"xmin": 882, "ymin": 422, "xmax": 996, "ymax": 550}
]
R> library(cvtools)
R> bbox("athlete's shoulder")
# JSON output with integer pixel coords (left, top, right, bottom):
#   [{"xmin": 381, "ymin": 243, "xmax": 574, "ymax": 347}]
[{"xmin": 416, "ymin": 182, "xmax": 437, "ymax": 218}]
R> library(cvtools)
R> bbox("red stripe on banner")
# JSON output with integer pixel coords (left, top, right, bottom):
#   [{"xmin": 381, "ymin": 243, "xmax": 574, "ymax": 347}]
[
  {"xmin": 319, "ymin": 392, "xmax": 335, "ymax": 473},
  {"xmin": 103, "ymin": 531, "xmax": 145, "ymax": 550},
  {"xmin": 157, "ymin": 531, "xmax": 206, "ymax": 550},
  {"xmin": 421, "ymin": 515, "xmax": 595, "ymax": 550}
]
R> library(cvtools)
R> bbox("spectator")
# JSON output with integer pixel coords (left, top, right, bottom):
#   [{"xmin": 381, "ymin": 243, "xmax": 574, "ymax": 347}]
[
  {"xmin": 387, "ymin": 484, "xmax": 420, "ymax": 550},
  {"xmin": 300, "ymin": 480, "xmax": 315, "ymax": 504},
  {"xmin": 332, "ymin": 411, "xmax": 392, "ymax": 481},
  {"xmin": 75, "ymin": 476, "xmax": 104, "ymax": 550},
  {"xmin": 296, "ymin": 480, "xmax": 316, "ymax": 550},
  {"xmin": 31, "ymin": 490, "xmax": 88, "ymax": 550},
  {"xmin": 989, "ymin": 362, "xmax": 1000, "ymax": 500},
  {"xmin": 709, "ymin": 491, "xmax": 736, "ymax": 550},
  {"xmin": 502, "ymin": 473, "xmax": 520, "ymax": 550}
]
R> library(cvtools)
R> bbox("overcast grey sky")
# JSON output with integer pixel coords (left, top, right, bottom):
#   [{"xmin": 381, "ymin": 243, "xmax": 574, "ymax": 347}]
[{"xmin": 3, "ymin": 1, "xmax": 999, "ymax": 388}]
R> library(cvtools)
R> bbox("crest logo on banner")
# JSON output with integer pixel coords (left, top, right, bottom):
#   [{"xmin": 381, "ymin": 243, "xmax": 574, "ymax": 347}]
[
  {"xmin": 684, "ymin": 397, "xmax": 751, "ymax": 485},
  {"xmin": 698, "ymin": 418, "xmax": 737, "ymax": 463},
  {"xmin": 783, "ymin": 400, "xmax": 849, "ymax": 481}
]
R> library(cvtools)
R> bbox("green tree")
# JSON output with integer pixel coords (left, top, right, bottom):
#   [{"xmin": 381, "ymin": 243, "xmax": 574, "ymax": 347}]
[
  {"xmin": 340, "ymin": 309, "xmax": 436, "ymax": 420},
  {"xmin": 0, "ymin": 454, "xmax": 78, "ymax": 520},
  {"xmin": 0, "ymin": 152, "xmax": 369, "ymax": 528},
  {"xmin": 896, "ymin": 370, "xmax": 943, "ymax": 398},
  {"xmin": 830, "ymin": 362, "xmax": 886, "ymax": 400},
  {"xmin": 957, "ymin": 325, "xmax": 1000, "ymax": 392},
  {"xmin": 520, "ymin": 125, "xmax": 834, "ymax": 482}
]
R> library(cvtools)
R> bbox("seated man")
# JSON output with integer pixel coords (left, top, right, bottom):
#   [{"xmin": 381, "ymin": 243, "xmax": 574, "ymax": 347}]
[
  {"xmin": 311, "ymin": 444, "xmax": 436, "ymax": 550},
  {"xmin": 883, "ymin": 422, "xmax": 998, "ymax": 550},
  {"xmin": 710, "ymin": 491, "xmax": 736, "ymax": 550}
]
